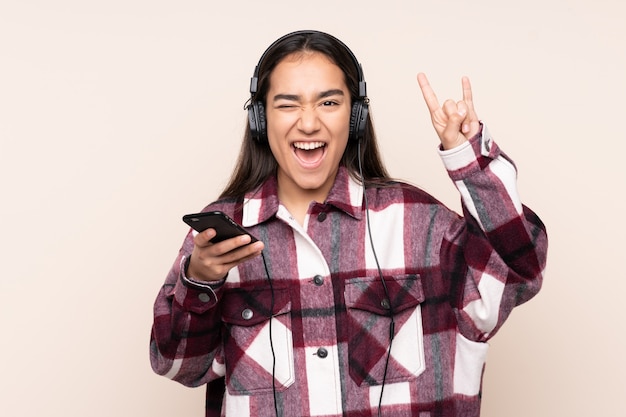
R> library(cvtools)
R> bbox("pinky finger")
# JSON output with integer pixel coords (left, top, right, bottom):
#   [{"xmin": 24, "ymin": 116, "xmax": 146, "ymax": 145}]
[{"xmin": 461, "ymin": 76, "xmax": 474, "ymax": 106}]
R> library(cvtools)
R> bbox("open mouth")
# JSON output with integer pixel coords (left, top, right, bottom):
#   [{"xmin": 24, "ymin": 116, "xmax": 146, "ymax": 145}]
[{"xmin": 292, "ymin": 141, "xmax": 326, "ymax": 166}]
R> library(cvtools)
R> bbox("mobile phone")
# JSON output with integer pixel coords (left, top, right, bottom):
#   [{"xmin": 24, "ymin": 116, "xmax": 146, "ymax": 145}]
[{"xmin": 182, "ymin": 211, "xmax": 258, "ymax": 244}]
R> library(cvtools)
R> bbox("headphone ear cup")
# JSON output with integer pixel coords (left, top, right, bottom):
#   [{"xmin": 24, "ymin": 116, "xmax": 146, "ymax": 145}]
[
  {"xmin": 349, "ymin": 100, "xmax": 369, "ymax": 141},
  {"xmin": 248, "ymin": 101, "xmax": 267, "ymax": 142}
]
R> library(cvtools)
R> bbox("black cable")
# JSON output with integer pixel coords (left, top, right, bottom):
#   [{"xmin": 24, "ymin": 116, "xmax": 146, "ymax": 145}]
[
  {"xmin": 357, "ymin": 141, "xmax": 395, "ymax": 417},
  {"xmin": 261, "ymin": 250, "xmax": 279, "ymax": 417},
  {"xmin": 261, "ymin": 140, "xmax": 394, "ymax": 417}
]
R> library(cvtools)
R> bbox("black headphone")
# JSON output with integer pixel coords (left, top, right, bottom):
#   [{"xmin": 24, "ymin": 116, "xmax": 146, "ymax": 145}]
[{"xmin": 247, "ymin": 30, "xmax": 369, "ymax": 143}]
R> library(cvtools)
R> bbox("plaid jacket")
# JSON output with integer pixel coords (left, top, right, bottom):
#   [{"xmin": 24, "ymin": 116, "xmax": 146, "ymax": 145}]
[{"xmin": 150, "ymin": 125, "xmax": 548, "ymax": 417}]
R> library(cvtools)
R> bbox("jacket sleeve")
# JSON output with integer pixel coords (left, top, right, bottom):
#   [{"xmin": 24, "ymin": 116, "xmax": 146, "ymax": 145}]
[
  {"xmin": 149, "ymin": 229, "xmax": 226, "ymax": 387},
  {"xmin": 439, "ymin": 123, "xmax": 548, "ymax": 342}
]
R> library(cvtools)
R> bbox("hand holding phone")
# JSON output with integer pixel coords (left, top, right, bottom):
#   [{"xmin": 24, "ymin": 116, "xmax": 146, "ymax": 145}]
[
  {"xmin": 182, "ymin": 211, "xmax": 258, "ymax": 244},
  {"xmin": 182, "ymin": 211, "xmax": 262, "ymax": 282}
]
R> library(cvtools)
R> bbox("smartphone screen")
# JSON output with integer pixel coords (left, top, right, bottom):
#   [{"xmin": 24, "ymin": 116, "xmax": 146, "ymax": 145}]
[{"xmin": 182, "ymin": 211, "xmax": 258, "ymax": 243}]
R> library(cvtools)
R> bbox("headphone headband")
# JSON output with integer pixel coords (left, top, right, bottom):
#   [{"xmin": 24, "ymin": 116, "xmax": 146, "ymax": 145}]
[{"xmin": 249, "ymin": 30, "xmax": 367, "ymax": 99}]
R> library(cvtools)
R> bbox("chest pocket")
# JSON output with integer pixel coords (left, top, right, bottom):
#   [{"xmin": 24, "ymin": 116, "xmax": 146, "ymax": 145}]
[
  {"xmin": 221, "ymin": 285, "xmax": 294, "ymax": 395},
  {"xmin": 344, "ymin": 274, "xmax": 426, "ymax": 386}
]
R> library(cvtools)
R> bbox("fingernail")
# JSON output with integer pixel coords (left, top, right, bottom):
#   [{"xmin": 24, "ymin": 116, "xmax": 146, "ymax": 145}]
[{"xmin": 462, "ymin": 123, "xmax": 469, "ymax": 133}]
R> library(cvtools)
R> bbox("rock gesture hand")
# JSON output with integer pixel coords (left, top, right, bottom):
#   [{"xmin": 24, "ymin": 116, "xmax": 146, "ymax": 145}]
[{"xmin": 417, "ymin": 73, "xmax": 480, "ymax": 150}]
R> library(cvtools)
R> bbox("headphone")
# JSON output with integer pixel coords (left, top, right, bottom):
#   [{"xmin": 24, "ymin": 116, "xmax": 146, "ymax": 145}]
[
  {"xmin": 249, "ymin": 32, "xmax": 392, "ymax": 417},
  {"xmin": 247, "ymin": 30, "xmax": 369, "ymax": 143}
]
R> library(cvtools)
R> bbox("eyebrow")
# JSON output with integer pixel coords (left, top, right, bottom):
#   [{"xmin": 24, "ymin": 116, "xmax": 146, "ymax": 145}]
[{"xmin": 272, "ymin": 89, "xmax": 345, "ymax": 102}]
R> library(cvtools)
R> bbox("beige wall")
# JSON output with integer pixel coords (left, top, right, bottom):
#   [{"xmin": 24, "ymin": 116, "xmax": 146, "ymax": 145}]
[{"xmin": 1, "ymin": 1, "xmax": 624, "ymax": 415}]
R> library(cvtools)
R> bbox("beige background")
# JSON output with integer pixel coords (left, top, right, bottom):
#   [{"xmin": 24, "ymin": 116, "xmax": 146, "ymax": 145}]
[{"xmin": 1, "ymin": 0, "xmax": 624, "ymax": 416}]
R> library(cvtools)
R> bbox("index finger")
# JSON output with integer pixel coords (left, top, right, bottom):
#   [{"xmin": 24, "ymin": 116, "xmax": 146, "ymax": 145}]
[
  {"xmin": 214, "ymin": 233, "xmax": 259, "ymax": 253},
  {"xmin": 193, "ymin": 228, "xmax": 217, "ymax": 248},
  {"xmin": 417, "ymin": 72, "xmax": 440, "ymax": 114}
]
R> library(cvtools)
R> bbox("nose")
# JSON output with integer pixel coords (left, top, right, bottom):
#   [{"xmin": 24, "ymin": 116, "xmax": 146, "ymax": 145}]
[{"xmin": 297, "ymin": 107, "xmax": 321, "ymax": 134}]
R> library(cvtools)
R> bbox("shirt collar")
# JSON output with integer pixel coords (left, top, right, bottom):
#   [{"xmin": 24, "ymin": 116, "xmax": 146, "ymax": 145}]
[{"xmin": 241, "ymin": 166, "xmax": 364, "ymax": 227}]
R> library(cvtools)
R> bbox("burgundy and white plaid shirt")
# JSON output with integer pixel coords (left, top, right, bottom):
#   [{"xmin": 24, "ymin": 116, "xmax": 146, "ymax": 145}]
[{"xmin": 150, "ymin": 125, "xmax": 548, "ymax": 417}]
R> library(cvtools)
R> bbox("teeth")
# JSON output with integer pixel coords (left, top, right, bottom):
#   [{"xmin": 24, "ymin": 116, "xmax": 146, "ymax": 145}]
[{"xmin": 293, "ymin": 141, "xmax": 325, "ymax": 150}]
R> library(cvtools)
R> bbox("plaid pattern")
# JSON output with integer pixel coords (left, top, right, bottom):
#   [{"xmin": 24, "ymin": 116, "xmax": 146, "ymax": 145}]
[{"xmin": 150, "ymin": 125, "xmax": 548, "ymax": 416}]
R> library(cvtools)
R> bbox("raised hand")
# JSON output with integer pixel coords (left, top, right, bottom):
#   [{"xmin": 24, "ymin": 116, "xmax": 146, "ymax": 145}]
[{"xmin": 417, "ymin": 73, "xmax": 480, "ymax": 150}]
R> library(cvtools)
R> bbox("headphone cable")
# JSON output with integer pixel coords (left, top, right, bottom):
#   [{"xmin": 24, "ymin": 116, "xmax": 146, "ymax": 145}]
[
  {"xmin": 356, "ymin": 141, "xmax": 396, "ymax": 417},
  {"xmin": 261, "ymin": 250, "xmax": 280, "ymax": 417},
  {"xmin": 259, "ymin": 140, "xmax": 394, "ymax": 417}
]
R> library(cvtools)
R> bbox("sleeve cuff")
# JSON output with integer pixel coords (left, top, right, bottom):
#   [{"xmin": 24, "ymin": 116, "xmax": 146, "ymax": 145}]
[
  {"xmin": 439, "ymin": 123, "xmax": 500, "ymax": 179},
  {"xmin": 173, "ymin": 256, "xmax": 226, "ymax": 312}
]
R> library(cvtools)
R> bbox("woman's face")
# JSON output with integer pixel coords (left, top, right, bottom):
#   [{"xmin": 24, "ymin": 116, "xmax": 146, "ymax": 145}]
[{"xmin": 265, "ymin": 51, "xmax": 351, "ymax": 204}]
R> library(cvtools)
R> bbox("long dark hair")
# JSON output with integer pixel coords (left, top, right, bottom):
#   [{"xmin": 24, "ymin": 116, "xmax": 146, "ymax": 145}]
[{"xmin": 219, "ymin": 31, "xmax": 392, "ymax": 200}]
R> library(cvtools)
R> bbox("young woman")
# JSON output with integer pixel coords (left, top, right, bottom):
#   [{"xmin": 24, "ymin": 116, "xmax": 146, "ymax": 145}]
[{"xmin": 150, "ymin": 30, "xmax": 547, "ymax": 417}]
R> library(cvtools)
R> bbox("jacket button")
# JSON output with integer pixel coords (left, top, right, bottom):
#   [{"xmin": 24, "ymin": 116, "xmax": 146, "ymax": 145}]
[
  {"xmin": 380, "ymin": 299, "xmax": 391, "ymax": 310},
  {"xmin": 316, "ymin": 347, "xmax": 328, "ymax": 358},
  {"xmin": 313, "ymin": 275, "xmax": 324, "ymax": 286},
  {"xmin": 241, "ymin": 308, "xmax": 254, "ymax": 320},
  {"xmin": 317, "ymin": 212, "xmax": 327, "ymax": 222},
  {"xmin": 198, "ymin": 293, "xmax": 211, "ymax": 303}
]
